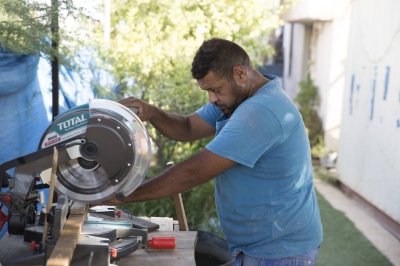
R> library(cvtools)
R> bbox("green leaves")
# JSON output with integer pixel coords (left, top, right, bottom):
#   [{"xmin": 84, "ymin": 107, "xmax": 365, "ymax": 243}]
[
  {"xmin": 96, "ymin": 0, "xmax": 290, "ymax": 121},
  {"xmin": 296, "ymin": 72, "xmax": 321, "ymax": 110},
  {"xmin": 295, "ymin": 72, "xmax": 324, "ymax": 150},
  {"xmin": 1, "ymin": 0, "xmax": 51, "ymax": 55},
  {"xmin": 0, "ymin": 0, "xmax": 94, "ymax": 70}
]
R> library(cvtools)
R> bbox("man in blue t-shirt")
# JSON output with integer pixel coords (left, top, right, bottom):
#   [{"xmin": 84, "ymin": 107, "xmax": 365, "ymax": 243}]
[{"xmin": 114, "ymin": 38, "xmax": 323, "ymax": 265}]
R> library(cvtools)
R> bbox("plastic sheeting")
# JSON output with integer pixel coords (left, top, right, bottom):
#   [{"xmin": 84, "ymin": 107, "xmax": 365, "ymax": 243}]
[
  {"xmin": 0, "ymin": 51, "xmax": 49, "ymax": 164},
  {"xmin": 0, "ymin": 48, "xmax": 97, "ymax": 239}
]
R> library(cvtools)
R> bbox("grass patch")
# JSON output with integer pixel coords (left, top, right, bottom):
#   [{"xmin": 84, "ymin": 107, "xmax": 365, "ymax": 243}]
[{"xmin": 316, "ymin": 190, "xmax": 393, "ymax": 265}]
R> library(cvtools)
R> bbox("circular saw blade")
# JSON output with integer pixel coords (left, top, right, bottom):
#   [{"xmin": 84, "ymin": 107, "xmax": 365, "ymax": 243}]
[
  {"xmin": 40, "ymin": 99, "xmax": 151, "ymax": 203},
  {"xmin": 57, "ymin": 158, "xmax": 109, "ymax": 192}
]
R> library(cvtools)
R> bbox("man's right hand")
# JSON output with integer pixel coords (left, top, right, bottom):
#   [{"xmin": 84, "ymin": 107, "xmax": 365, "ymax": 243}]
[{"xmin": 118, "ymin": 97, "xmax": 154, "ymax": 121}]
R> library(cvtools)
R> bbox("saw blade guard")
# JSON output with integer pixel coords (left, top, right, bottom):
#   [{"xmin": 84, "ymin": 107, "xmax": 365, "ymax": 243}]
[
  {"xmin": 44, "ymin": 99, "xmax": 152, "ymax": 203},
  {"xmin": 88, "ymin": 99, "xmax": 152, "ymax": 201}
]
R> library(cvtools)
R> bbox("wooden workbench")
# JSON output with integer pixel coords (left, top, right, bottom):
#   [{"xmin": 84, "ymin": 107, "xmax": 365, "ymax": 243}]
[
  {"xmin": 0, "ymin": 222, "xmax": 197, "ymax": 266},
  {"xmin": 0, "ymin": 201, "xmax": 197, "ymax": 265},
  {"xmin": 0, "ymin": 230, "xmax": 197, "ymax": 266}
]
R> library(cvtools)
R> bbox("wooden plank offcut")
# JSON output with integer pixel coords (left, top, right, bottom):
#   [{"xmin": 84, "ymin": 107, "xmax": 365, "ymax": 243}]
[{"xmin": 46, "ymin": 203, "xmax": 88, "ymax": 266}]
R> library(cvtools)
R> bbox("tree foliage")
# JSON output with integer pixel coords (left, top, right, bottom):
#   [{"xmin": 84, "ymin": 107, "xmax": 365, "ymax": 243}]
[
  {"xmin": 97, "ymin": 0, "xmax": 292, "ymax": 235},
  {"xmin": 0, "ymin": 0, "xmax": 95, "ymax": 68},
  {"xmin": 295, "ymin": 72, "xmax": 324, "ymax": 153}
]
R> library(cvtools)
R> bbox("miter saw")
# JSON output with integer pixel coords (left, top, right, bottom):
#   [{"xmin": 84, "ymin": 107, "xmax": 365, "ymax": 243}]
[{"xmin": 0, "ymin": 99, "xmax": 160, "ymax": 265}]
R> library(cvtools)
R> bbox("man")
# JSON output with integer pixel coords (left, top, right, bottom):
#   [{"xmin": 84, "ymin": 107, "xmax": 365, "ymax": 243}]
[{"xmin": 115, "ymin": 38, "xmax": 323, "ymax": 265}]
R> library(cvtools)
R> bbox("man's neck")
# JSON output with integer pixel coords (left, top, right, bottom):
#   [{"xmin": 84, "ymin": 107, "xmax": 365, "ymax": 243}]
[{"xmin": 247, "ymin": 71, "xmax": 270, "ymax": 98}]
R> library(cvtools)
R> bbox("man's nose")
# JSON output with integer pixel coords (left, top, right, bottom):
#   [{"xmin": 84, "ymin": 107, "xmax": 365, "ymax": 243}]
[{"xmin": 208, "ymin": 91, "xmax": 218, "ymax": 104}]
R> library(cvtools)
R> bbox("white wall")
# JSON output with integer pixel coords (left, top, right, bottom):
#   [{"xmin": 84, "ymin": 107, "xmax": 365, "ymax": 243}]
[
  {"xmin": 282, "ymin": 0, "xmax": 352, "ymax": 150},
  {"xmin": 337, "ymin": 0, "xmax": 400, "ymax": 223},
  {"xmin": 308, "ymin": 1, "xmax": 352, "ymax": 150},
  {"xmin": 282, "ymin": 23, "xmax": 310, "ymax": 101},
  {"xmin": 282, "ymin": 0, "xmax": 400, "ymax": 223}
]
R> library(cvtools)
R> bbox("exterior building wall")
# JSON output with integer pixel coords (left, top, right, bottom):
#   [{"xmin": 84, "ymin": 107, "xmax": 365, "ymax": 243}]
[
  {"xmin": 282, "ymin": 23, "xmax": 310, "ymax": 101},
  {"xmin": 337, "ymin": 0, "xmax": 400, "ymax": 223},
  {"xmin": 282, "ymin": 0, "xmax": 400, "ymax": 223},
  {"xmin": 309, "ymin": 10, "xmax": 351, "ymax": 149},
  {"xmin": 282, "ymin": 0, "xmax": 352, "ymax": 151},
  {"xmin": 308, "ymin": 21, "xmax": 334, "ymax": 144}
]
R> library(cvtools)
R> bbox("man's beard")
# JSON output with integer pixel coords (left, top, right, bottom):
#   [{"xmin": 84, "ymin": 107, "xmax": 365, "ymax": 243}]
[{"xmin": 215, "ymin": 83, "xmax": 248, "ymax": 116}]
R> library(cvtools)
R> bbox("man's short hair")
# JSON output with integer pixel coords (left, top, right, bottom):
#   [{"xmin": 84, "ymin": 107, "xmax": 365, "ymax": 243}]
[{"xmin": 191, "ymin": 38, "xmax": 252, "ymax": 81}]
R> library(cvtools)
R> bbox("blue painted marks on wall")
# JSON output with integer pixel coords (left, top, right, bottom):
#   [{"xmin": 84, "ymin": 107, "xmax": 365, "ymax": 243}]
[
  {"xmin": 370, "ymin": 67, "xmax": 377, "ymax": 120},
  {"xmin": 350, "ymin": 74, "xmax": 355, "ymax": 115},
  {"xmin": 383, "ymin": 66, "xmax": 390, "ymax": 100},
  {"xmin": 397, "ymin": 120, "xmax": 400, "ymax": 128}
]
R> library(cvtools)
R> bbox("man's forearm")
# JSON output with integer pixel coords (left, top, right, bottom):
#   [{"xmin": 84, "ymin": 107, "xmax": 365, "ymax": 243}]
[
  {"xmin": 120, "ymin": 149, "xmax": 237, "ymax": 203},
  {"xmin": 148, "ymin": 106, "xmax": 193, "ymax": 141},
  {"xmin": 118, "ymin": 97, "xmax": 215, "ymax": 141},
  {"xmin": 123, "ymin": 154, "xmax": 207, "ymax": 202}
]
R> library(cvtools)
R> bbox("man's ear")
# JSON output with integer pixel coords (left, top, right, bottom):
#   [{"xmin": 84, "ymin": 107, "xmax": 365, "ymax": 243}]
[{"xmin": 232, "ymin": 65, "xmax": 247, "ymax": 85}]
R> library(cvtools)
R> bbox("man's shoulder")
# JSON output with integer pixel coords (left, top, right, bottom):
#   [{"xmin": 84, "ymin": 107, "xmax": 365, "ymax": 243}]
[
  {"xmin": 236, "ymin": 88, "xmax": 288, "ymax": 117},
  {"xmin": 196, "ymin": 103, "xmax": 222, "ymax": 127}
]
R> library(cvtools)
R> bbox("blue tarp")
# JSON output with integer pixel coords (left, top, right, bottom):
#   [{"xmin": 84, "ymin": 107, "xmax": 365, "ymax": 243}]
[{"xmin": 0, "ymin": 48, "xmax": 105, "ymax": 238}]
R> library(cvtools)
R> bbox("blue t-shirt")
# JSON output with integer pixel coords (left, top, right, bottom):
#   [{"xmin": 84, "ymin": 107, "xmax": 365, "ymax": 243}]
[{"xmin": 196, "ymin": 75, "xmax": 323, "ymax": 259}]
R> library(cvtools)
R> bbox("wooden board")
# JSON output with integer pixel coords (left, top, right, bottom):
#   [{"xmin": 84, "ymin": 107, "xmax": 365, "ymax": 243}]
[
  {"xmin": 69, "ymin": 202, "xmax": 87, "ymax": 215},
  {"xmin": 166, "ymin": 162, "xmax": 189, "ymax": 232},
  {"xmin": 46, "ymin": 203, "xmax": 88, "ymax": 266},
  {"xmin": 172, "ymin": 194, "xmax": 189, "ymax": 231}
]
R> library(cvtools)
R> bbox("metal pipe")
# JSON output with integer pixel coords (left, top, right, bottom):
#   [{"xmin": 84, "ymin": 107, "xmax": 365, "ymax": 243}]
[{"xmin": 51, "ymin": 0, "xmax": 59, "ymax": 120}]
